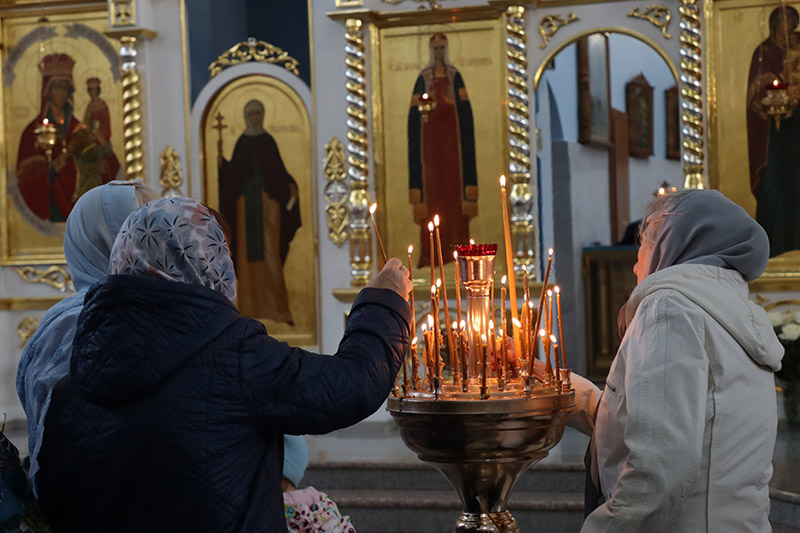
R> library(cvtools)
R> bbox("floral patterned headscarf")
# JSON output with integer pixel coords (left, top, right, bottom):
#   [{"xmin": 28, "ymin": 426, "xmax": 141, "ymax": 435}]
[{"xmin": 109, "ymin": 197, "xmax": 237, "ymax": 303}]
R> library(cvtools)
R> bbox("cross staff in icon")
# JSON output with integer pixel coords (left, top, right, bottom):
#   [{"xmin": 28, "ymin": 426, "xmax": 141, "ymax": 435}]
[{"xmin": 214, "ymin": 112, "xmax": 227, "ymax": 167}]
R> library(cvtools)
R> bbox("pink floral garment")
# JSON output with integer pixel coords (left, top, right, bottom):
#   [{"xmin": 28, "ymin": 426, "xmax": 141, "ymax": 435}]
[{"xmin": 284, "ymin": 487, "xmax": 356, "ymax": 533}]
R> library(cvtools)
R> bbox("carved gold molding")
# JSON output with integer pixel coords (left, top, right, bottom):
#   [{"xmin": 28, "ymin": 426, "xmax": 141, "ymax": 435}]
[
  {"xmin": 344, "ymin": 19, "xmax": 372, "ymax": 286},
  {"xmin": 336, "ymin": 0, "xmax": 364, "ymax": 6},
  {"xmin": 678, "ymin": 0, "xmax": 704, "ymax": 189},
  {"xmin": 381, "ymin": 0, "xmax": 448, "ymax": 9},
  {"xmin": 323, "ymin": 137, "xmax": 350, "ymax": 247},
  {"xmin": 159, "ymin": 145, "xmax": 184, "ymax": 197},
  {"xmin": 538, "ymin": 13, "xmax": 578, "ymax": 49},
  {"xmin": 209, "ymin": 38, "xmax": 300, "ymax": 78},
  {"xmin": 628, "ymin": 5, "xmax": 672, "ymax": 39},
  {"xmin": 17, "ymin": 317, "xmax": 40, "ymax": 348},
  {"xmin": 12, "ymin": 265, "xmax": 73, "ymax": 292},
  {"xmin": 110, "ymin": 0, "xmax": 135, "ymax": 27},
  {"xmin": 506, "ymin": 6, "xmax": 536, "ymax": 275}
]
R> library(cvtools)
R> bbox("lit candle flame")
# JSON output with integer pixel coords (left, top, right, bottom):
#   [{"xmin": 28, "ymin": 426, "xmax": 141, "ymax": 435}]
[
  {"xmin": 550, "ymin": 334, "xmax": 558, "ymax": 343},
  {"xmin": 412, "ymin": 336, "xmax": 418, "ymax": 345},
  {"xmin": 453, "ymin": 251, "xmax": 458, "ymax": 260},
  {"xmin": 408, "ymin": 244, "xmax": 413, "ymax": 254},
  {"xmin": 489, "ymin": 319, "xmax": 494, "ymax": 330},
  {"xmin": 658, "ymin": 187, "xmax": 666, "ymax": 196},
  {"xmin": 522, "ymin": 264, "xmax": 527, "ymax": 272},
  {"xmin": 528, "ymin": 300, "xmax": 534, "ymax": 309},
  {"xmin": 554, "ymin": 285, "xmax": 560, "ymax": 294},
  {"xmin": 428, "ymin": 221, "xmax": 434, "ymax": 232},
  {"xmin": 773, "ymin": 79, "xmax": 780, "ymax": 87},
  {"xmin": 427, "ymin": 314, "xmax": 434, "ymax": 328},
  {"xmin": 436, "ymin": 278, "xmax": 441, "ymax": 288},
  {"xmin": 498, "ymin": 328, "xmax": 503, "ymax": 336},
  {"xmin": 547, "ymin": 289, "xmax": 553, "ymax": 297},
  {"xmin": 422, "ymin": 323, "xmax": 428, "ymax": 333},
  {"xmin": 501, "ymin": 275, "xmax": 507, "ymax": 285},
  {"xmin": 42, "ymin": 118, "xmax": 49, "ymax": 125},
  {"xmin": 481, "ymin": 333, "xmax": 487, "ymax": 342},
  {"xmin": 452, "ymin": 321, "xmax": 457, "ymax": 329},
  {"xmin": 539, "ymin": 328, "xmax": 546, "ymax": 338},
  {"xmin": 512, "ymin": 318, "xmax": 522, "ymax": 328},
  {"xmin": 499, "ymin": 175, "xmax": 506, "ymax": 188},
  {"xmin": 460, "ymin": 319, "xmax": 466, "ymax": 329},
  {"xmin": 434, "ymin": 214, "xmax": 440, "ymax": 227},
  {"xmin": 369, "ymin": 202, "xmax": 377, "ymax": 215},
  {"xmin": 548, "ymin": 248, "xmax": 554, "ymax": 256},
  {"xmin": 422, "ymin": 92, "xmax": 429, "ymax": 100},
  {"xmin": 431, "ymin": 285, "xmax": 436, "ymax": 296}
]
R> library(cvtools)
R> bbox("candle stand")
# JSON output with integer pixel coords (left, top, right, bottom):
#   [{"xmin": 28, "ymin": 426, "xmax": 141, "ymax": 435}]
[{"xmin": 387, "ymin": 244, "xmax": 575, "ymax": 533}]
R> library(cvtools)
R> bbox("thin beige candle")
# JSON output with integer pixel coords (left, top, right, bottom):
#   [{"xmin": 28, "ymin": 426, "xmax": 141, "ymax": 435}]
[
  {"xmin": 488, "ymin": 319, "xmax": 495, "ymax": 377},
  {"xmin": 547, "ymin": 289, "xmax": 554, "ymax": 340},
  {"xmin": 529, "ymin": 249, "xmax": 554, "ymax": 376},
  {"xmin": 551, "ymin": 334, "xmax": 560, "ymax": 380},
  {"xmin": 410, "ymin": 337, "xmax": 419, "ymax": 389},
  {"xmin": 499, "ymin": 175, "xmax": 522, "ymax": 358},
  {"xmin": 428, "ymin": 221, "xmax": 435, "ymax": 287},
  {"xmin": 453, "ymin": 251, "xmax": 463, "ymax": 328},
  {"xmin": 433, "ymin": 215, "xmax": 453, "ymax": 364},
  {"xmin": 480, "ymin": 333, "xmax": 488, "ymax": 393},
  {"xmin": 407, "ymin": 245, "xmax": 416, "ymax": 331},
  {"xmin": 432, "ymin": 284, "xmax": 441, "ymax": 379},
  {"xmin": 451, "ymin": 321, "xmax": 459, "ymax": 383},
  {"xmin": 368, "ymin": 203, "xmax": 388, "ymax": 265},
  {"xmin": 500, "ymin": 276, "xmax": 508, "ymax": 380},
  {"xmin": 555, "ymin": 286, "xmax": 566, "ymax": 370},
  {"xmin": 459, "ymin": 319, "xmax": 468, "ymax": 385}
]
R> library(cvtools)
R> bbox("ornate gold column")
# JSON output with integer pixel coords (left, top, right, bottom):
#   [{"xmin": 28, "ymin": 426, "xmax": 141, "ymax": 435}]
[
  {"xmin": 105, "ymin": 28, "xmax": 156, "ymax": 182},
  {"xmin": 345, "ymin": 18, "xmax": 372, "ymax": 286},
  {"xmin": 505, "ymin": 6, "xmax": 536, "ymax": 277},
  {"xmin": 678, "ymin": 0, "xmax": 704, "ymax": 189}
]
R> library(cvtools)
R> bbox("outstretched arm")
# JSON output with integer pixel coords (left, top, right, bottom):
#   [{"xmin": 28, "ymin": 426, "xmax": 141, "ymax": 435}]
[{"xmin": 239, "ymin": 259, "xmax": 412, "ymax": 435}]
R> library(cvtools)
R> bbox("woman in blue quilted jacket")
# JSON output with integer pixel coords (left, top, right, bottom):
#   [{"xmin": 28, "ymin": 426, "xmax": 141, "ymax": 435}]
[{"xmin": 36, "ymin": 197, "xmax": 412, "ymax": 533}]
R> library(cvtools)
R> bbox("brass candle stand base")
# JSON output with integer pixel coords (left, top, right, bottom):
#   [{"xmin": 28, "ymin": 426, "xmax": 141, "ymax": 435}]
[{"xmin": 387, "ymin": 387, "xmax": 575, "ymax": 533}]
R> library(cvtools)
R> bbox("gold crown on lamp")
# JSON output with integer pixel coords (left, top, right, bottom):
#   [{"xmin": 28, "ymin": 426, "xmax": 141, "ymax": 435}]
[{"xmin": 38, "ymin": 53, "xmax": 75, "ymax": 80}]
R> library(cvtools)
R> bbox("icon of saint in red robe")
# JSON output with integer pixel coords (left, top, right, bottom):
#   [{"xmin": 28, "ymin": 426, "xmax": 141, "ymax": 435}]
[
  {"xmin": 408, "ymin": 32, "xmax": 478, "ymax": 268},
  {"xmin": 218, "ymin": 99, "xmax": 301, "ymax": 325},
  {"xmin": 13, "ymin": 55, "xmax": 119, "ymax": 228}
]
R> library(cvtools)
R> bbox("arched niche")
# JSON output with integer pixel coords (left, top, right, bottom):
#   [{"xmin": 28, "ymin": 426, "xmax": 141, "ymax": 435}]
[
  {"xmin": 189, "ymin": 64, "xmax": 319, "ymax": 347},
  {"xmin": 532, "ymin": 26, "xmax": 682, "ymax": 377}
]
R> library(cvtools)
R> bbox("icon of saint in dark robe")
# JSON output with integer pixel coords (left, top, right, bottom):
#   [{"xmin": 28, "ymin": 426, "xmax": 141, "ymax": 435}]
[
  {"xmin": 746, "ymin": 5, "xmax": 800, "ymax": 257},
  {"xmin": 408, "ymin": 32, "xmax": 478, "ymax": 267},
  {"xmin": 218, "ymin": 99, "xmax": 300, "ymax": 325},
  {"xmin": 14, "ymin": 54, "xmax": 120, "ymax": 228}
]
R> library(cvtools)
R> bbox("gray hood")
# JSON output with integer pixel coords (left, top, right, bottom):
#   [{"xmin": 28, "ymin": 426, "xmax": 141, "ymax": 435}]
[{"xmin": 625, "ymin": 263, "xmax": 783, "ymax": 371}]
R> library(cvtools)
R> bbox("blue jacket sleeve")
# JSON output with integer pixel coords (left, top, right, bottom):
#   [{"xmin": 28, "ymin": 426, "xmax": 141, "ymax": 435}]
[{"xmin": 238, "ymin": 287, "xmax": 411, "ymax": 435}]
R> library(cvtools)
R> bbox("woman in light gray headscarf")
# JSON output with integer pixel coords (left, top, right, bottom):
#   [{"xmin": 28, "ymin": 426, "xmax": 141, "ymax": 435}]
[
  {"xmin": 560, "ymin": 189, "xmax": 784, "ymax": 532},
  {"xmin": 16, "ymin": 180, "xmax": 157, "ymax": 496}
]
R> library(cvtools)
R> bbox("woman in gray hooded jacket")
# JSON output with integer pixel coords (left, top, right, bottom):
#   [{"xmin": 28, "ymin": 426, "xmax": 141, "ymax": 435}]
[{"xmin": 567, "ymin": 189, "xmax": 784, "ymax": 532}]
